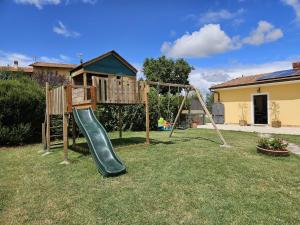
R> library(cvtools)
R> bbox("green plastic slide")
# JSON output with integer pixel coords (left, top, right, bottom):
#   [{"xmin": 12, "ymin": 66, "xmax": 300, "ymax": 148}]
[{"xmin": 72, "ymin": 108, "xmax": 126, "ymax": 177}]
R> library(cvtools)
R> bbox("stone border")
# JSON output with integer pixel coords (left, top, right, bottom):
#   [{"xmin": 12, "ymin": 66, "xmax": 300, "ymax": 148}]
[{"xmin": 256, "ymin": 146, "xmax": 289, "ymax": 156}]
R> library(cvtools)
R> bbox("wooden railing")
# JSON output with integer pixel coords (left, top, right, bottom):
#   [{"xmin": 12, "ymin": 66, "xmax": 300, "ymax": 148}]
[
  {"xmin": 93, "ymin": 77, "xmax": 145, "ymax": 104},
  {"xmin": 48, "ymin": 86, "xmax": 65, "ymax": 115},
  {"xmin": 47, "ymin": 78, "xmax": 146, "ymax": 115},
  {"xmin": 66, "ymin": 85, "xmax": 96, "ymax": 112}
]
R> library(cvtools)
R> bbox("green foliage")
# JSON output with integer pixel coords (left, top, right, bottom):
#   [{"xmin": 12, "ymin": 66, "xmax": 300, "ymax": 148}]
[
  {"xmin": 205, "ymin": 92, "xmax": 214, "ymax": 113},
  {"xmin": 143, "ymin": 56, "xmax": 193, "ymax": 92},
  {"xmin": 257, "ymin": 137, "xmax": 288, "ymax": 150},
  {"xmin": 0, "ymin": 70, "xmax": 28, "ymax": 80},
  {"xmin": 0, "ymin": 77, "xmax": 45, "ymax": 145},
  {"xmin": 93, "ymin": 87, "xmax": 186, "ymax": 132}
]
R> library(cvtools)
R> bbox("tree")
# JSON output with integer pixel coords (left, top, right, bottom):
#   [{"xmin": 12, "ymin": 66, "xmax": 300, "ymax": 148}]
[
  {"xmin": 205, "ymin": 92, "xmax": 214, "ymax": 113},
  {"xmin": 143, "ymin": 56, "xmax": 193, "ymax": 85}
]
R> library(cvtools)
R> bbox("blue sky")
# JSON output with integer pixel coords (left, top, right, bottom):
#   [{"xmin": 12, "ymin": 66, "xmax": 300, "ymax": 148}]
[{"xmin": 1, "ymin": 0, "xmax": 300, "ymax": 91}]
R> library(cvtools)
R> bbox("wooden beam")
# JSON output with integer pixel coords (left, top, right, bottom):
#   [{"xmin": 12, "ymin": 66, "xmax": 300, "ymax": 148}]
[
  {"xmin": 62, "ymin": 86, "xmax": 69, "ymax": 163},
  {"xmin": 169, "ymin": 90, "xmax": 189, "ymax": 137},
  {"xmin": 66, "ymin": 85, "xmax": 72, "ymax": 113},
  {"xmin": 45, "ymin": 82, "xmax": 50, "ymax": 152},
  {"xmin": 193, "ymin": 86, "xmax": 229, "ymax": 147},
  {"xmin": 83, "ymin": 73, "xmax": 87, "ymax": 100},
  {"xmin": 147, "ymin": 80, "xmax": 192, "ymax": 88},
  {"xmin": 90, "ymin": 86, "xmax": 97, "ymax": 111},
  {"xmin": 71, "ymin": 68, "xmax": 85, "ymax": 77},
  {"xmin": 145, "ymin": 83, "xmax": 150, "ymax": 144}
]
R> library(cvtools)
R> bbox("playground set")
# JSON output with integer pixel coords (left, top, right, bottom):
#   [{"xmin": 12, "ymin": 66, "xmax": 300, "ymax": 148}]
[{"xmin": 42, "ymin": 50, "xmax": 228, "ymax": 177}]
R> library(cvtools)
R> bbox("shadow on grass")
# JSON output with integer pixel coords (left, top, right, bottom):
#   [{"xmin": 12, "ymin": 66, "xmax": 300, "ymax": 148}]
[
  {"xmin": 170, "ymin": 135, "xmax": 221, "ymax": 145},
  {"xmin": 69, "ymin": 137, "xmax": 175, "ymax": 155}
]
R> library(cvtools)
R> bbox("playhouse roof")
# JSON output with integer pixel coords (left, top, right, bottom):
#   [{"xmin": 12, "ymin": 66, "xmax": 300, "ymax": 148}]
[{"xmin": 71, "ymin": 50, "xmax": 137, "ymax": 76}]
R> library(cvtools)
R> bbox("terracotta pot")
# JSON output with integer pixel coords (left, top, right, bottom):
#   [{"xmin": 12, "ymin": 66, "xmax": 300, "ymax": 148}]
[
  {"xmin": 239, "ymin": 120, "xmax": 247, "ymax": 126},
  {"xmin": 192, "ymin": 123, "xmax": 198, "ymax": 128},
  {"xmin": 256, "ymin": 146, "xmax": 289, "ymax": 156},
  {"xmin": 272, "ymin": 120, "xmax": 281, "ymax": 128}
]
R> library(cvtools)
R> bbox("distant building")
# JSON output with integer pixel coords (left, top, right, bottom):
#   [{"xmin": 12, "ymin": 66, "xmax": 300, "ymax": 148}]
[
  {"xmin": 210, "ymin": 62, "xmax": 300, "ymax": 127},
  {"xmin": 0, "ymin": 60, "xmax": 77, "ymax": 78},
  {"xmin": 0, "ymin": 60, "xmax": 33, "ymax": 76},
  {"xmin": 30, "ymin": 62, "xmax": 77, "ymax": 77}
]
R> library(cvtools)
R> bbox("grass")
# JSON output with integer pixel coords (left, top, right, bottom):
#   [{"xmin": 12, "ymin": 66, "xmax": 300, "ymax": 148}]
[{"xmin": 1, "ymin": 129, "xmax": 300, "ymax": 225}]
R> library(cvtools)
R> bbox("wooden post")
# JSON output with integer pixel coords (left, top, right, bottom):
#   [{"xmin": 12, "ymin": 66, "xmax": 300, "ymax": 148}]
[
  {"xmin": 145, "ymin": 83, "xmax": 150, "ymax": 144},
  {"xmin": 83, "ymin": 73, "xmax": 87, "ymax": 100},
  {"xmin": 90, "ymin": 86, "xmax": 97, "ymax": 111},
  {"xmin": 45, "ymin": 82, "xmax": 50, "ymax": 152},
  {"xmin": 62, "ymin": 85, "xmax": 69, "ymax": 163},
  {"xmin": 62, "ymin": 112, "xmax": 69, "ymax": 163},
  {"xmin": 169, "ymin": 90, "xmax": 188, "ymax": 137},
  {"xmin": 66, "ymin": 84, "xmax": 72, "ymax": 113},
  {"xmin": 118, "ymin": 105, "xmax": 122, "ymax": 139},
  {"xmin": 42, "ymin": 123, "xmax": 46, "ymax": 150},
  {"xmin": 193, "ymin": 87, "xmax": 229, "ymax": 147}
]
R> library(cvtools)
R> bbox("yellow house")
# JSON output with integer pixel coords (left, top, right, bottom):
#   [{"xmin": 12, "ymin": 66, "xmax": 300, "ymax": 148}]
[{"xmin": 210, "ymin": 62, "xmax": 300, "ymax": 127}]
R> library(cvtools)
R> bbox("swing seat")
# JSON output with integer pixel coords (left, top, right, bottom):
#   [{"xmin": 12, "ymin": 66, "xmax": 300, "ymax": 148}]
[{"xmin": 158, "ymin": 125, "xmax": 173, "ymax": 131}]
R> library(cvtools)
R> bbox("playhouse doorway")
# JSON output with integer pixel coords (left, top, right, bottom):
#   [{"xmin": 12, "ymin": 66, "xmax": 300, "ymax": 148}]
[{"xmin": 253, "ymin": 94, "xmax": 268, "ymax": 124}]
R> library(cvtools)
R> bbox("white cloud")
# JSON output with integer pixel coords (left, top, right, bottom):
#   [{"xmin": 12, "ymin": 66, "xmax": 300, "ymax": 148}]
[
  {"xmin": 189, "ymin": 59, "xmax": 294, "ymax": 94},
  {"xmin": 161, "ymin": 24, "xmax": 241, "ymax": 57},
  {"xmin": 53, "ymin": 21, "xmax": 80, "ymax": 38},
  {"xmin": 15, "ymin": 0, "xmax": 97, "ymax": 9},
  {"xmin": 14, "ymin": 0, "xmax": 61, "ymax": 9},
  {"xmin": 81, "ymin": 0, "xmax": 97, "ymax": 4},
  {"xmin": 162, "ymin": 21, "xmax": 283, "ymax": 58},
  {"xmin": 199, "ymin": 8, "xmax": 244, "ymax": 24},
  {"xmin": 243, "ymin": 21, "xmax": 283, "ymax": 45},
  {"xmin": 281, "ymin": 0, "xmax": 300, "ymax": 21},
  {"xmin": 0, "ymin": 50, "xmax": 71, "ymax": 66}
]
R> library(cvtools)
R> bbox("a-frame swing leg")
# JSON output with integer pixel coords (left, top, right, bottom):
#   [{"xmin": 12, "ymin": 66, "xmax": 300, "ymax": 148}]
[
  {"xmin": 193, "ymin": 87, "xmax": 230, "ymax": 148},
  {"xmin": 169, "ymin": 89, "xmax": 189, "ymax": 137}
]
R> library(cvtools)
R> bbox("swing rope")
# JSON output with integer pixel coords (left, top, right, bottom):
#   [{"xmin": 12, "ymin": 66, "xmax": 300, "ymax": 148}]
[{"xmin": 167, "ymin": 84, "xmax": 171, "ymax": 121}]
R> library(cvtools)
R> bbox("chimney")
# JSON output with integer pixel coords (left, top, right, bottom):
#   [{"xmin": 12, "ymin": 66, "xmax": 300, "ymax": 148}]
[
  {"xmin": 13, "ymin": 60, "xmax": 18, "ymax": 68},
  {"xmin": 292, "ymin": 62, "xmax": 300, "ymax": 70}
]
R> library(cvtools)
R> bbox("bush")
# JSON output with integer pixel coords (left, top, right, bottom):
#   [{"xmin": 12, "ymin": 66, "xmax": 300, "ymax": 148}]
[{"xmin": 0, "ymin": 76, "xmax": 45, "ymax": 145}]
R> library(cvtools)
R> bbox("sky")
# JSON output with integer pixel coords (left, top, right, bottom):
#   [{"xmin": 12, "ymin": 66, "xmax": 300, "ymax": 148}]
[{"xmin": 1, "ymin": 0, "xmax": 300, "ymax": 92}]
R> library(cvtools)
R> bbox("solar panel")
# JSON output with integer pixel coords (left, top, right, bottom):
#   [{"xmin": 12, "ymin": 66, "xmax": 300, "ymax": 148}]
[{"xmin": 256, "ymin": 69, "xmax": 300, "ymax": 81}]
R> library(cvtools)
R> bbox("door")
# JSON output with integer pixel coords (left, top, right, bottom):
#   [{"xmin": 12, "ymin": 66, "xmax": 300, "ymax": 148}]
[
  {"xmin": 212, "ymin": 103, "xmax": 224, "ymax": 124},
  {"xmin": 253, "ymin": 95, "xmax": 268, "ymax": 124}
]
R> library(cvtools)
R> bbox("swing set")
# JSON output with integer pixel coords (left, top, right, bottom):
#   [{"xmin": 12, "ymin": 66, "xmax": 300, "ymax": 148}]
[{"xmin": 147, "ymin": 81, "xmax": 230, "ymax": 147}]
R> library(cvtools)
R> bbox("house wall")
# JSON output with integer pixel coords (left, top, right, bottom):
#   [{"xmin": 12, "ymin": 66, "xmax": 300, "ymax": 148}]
[
  {"xmin": 214, "ymin": 81, "xmax": 300, "ymax": 126},
  {"xmin": 33, "ymin": 67, "xmax": 72, "ymax": 77}
]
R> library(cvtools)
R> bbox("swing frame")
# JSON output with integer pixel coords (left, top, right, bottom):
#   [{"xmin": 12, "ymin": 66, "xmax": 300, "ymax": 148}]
[{"xmin": 146, "ymin": 81, "xmax": 230, "ymax": 147}]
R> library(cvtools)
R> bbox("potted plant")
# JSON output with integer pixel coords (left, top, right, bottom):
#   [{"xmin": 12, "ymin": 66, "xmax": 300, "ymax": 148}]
[
  {"xmin": 239, "ymin": 103, "xmax": 248, "ymax": 126},
  {"xmin": 270, "ymin": 102, "xmax": 281, "ymax": 128},
  {"xmin": 257, "ymin": 137, "xmax": 289, "ymax": 156}
]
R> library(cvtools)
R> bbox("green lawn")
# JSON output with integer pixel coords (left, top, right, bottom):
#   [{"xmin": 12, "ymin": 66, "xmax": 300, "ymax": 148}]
[{"xmin": 1, "ymin": 129, "xmax": 300, "ymax": 225}]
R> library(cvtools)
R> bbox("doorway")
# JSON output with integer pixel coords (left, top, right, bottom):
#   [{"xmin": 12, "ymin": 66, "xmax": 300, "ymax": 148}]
[{"xmin": 253, "ymin": 94, "xmax": 268, "ymax": 124}]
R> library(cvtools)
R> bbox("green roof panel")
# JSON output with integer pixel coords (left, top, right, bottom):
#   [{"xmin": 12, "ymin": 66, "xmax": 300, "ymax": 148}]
[{"xmin": 84, "ymin": 54, "xmax": 136, "ymax": 76}]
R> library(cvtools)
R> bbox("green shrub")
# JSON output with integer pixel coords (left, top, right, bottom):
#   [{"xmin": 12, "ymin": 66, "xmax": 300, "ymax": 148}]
[
  {"xmin": 0, "ymin": 76, "xmax": 45, "ymax": 145},
  {"xmin": 257, "ymin": 137, "xmax": 288, "ymax": 151}
]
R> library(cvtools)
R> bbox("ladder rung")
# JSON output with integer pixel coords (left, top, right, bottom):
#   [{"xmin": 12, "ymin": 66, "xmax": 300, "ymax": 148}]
[
  {"xmin": 50, "ymin": 126, "xmax": 63, "ymax": 129},
  {"xmin": 50, "ymin": 134, "xmax": 63, "ymax": 137}
]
